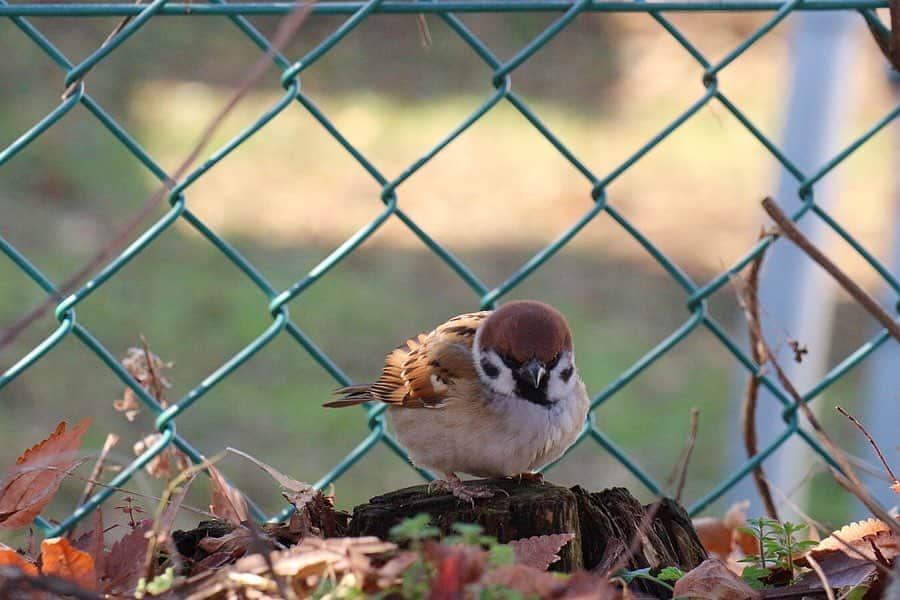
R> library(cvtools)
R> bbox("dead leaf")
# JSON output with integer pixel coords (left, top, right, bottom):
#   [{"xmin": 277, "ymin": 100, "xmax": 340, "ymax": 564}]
[
  {"xmin": 101, "ymin": 518, "xmax": 151, "ymax": 594},
  {"xmin": 41, "ymin": 537, "xmax": 97, "ymax": 591},
  {"xmin": 693, "ymin": 500, "xmax": 756, "ymax": 559},
  {"xmin": 197, "ymin": 527, "xmax": 255, "ymax": 558},
  {"xmin": 481, "ymin": 563, "xmax": 562, "ymax": 597},
  {"xmin": 208, "ymin": 466, "xmax": 249, "ymax": 525},
  {"xmin": 375, "ymin": 552, "xmax": 418, "ymax": 589},
  {"xmin": 508, "ymin": 532, "xmax": 575, "ymax": 570},
  {"xmin": 226, "ymin": 448, "xmax": 313, "ymax": 504},
  {"xmin": 783, "ymin": 554, "xmax": 878, "ymax": 597},
  {"xmin": 802, "ymin": 518, "xmax": 897, "ymax": 562},
  {"xmin": 0, "ymin": 418, "xmax": 92, "ymax": 528},
  {"xmin": 194, "ymin": 551, "xmax": 234, "ymax": 571},
  {"xmin": 560, "ymin": 570, "xmax": 620, "ymax": 599},
  {"xmin": 72, "ymin": 508, "xmax": 105, "ymax": 578},
  {"xmin": 113, "ymin": 389, "xmax": 141, "ymax": 422},
  {"xmin": 892, "ymin": 481, "xmax": 900, "ymax": 495},
  {"xmin": 133, "ymin": 434, "xmax": 189, "ymax": 479},
  {"xmin": 115, "ymin": 343, "xmax": 174, "ymax": 421},
  {"xmin": 0, "ymin": 548, "xmax": 38, "ymax": 576},
  {"xmin": 673, "ymin": 557, "xmax": 761, "ymax": 600},
  {"xmin": 424, "ymin": 540, "xmax": 487, "ymax": 600},
  {"xmin": 159, "ymin": 473, "xmax": 196, "ymax": 536}
]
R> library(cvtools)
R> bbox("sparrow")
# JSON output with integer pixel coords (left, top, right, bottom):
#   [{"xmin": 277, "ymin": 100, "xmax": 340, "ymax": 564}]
[{"xmin": 324, "ymin": 300, "xmax": 589, "ymax": 502}]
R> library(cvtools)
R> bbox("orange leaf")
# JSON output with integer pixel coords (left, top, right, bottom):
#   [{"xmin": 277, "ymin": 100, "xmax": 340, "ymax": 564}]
[
  {"xmin": 0, "ymin": 548, "xmax": 38, "ymax": 576},
  {"xmin": 41, "ymin": 536, "xmax": 97, "ymax": 591},
  {"xmin": 0, "ymin": 418, "xmax": 92, "ymax": 528}
]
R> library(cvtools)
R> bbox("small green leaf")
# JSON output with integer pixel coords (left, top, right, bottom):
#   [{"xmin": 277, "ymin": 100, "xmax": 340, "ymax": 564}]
[
  {"xmin": 844, "ymin": 585, "xmax": 869, "ymax": 600},
  {"xmin": 135, "ymin": 567, "xmax": 176, "ymax": 598},
  {"xmin": 390, "ymin": 514, "xmax": 440, "ymax": 542},
  {"xmin": 657, "ymin": 566, "xmax": 686, "ymax": 582},
  {"xmin": 741, "ymin": 565, "xmax": 771, "ymax": 590},
  {"xmin": 488, "ymin": 544, "xmax": 516, "ymax": 567}
]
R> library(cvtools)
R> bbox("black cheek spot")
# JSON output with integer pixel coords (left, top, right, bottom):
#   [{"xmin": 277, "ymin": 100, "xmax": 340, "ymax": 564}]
[
  {"xmin": 481, "ymin": 358, "xmax": 500, "ymax": 379},
  {"xmin": 560, "ymin": 366, "xmax": 574, "ymax": 382}
]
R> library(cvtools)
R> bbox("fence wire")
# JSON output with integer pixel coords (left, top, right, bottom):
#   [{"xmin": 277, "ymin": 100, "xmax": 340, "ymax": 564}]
[{"xmin": 1, "ymin": 0, "xmax": 898, "ymax": 537}]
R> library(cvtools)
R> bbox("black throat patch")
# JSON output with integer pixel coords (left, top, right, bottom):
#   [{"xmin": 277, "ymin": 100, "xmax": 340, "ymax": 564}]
[{"xmin": 513, "ymin": 375, "xmax": 554, "ymax": 408}]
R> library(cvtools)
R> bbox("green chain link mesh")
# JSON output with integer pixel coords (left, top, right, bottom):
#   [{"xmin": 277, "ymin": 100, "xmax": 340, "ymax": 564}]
[{"xmin": 1, "ymin": 0, "xmax": 898, "ymax": 538}]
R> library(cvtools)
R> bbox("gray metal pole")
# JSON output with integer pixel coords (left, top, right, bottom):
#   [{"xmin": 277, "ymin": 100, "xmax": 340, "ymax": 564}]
[
  {"xmin": 862, "ymin": 69, "xmax": 900, "ymax": 510},
  {"xmin": 729, "ymin": 14, "xmax": 856, "ymax": 517}
]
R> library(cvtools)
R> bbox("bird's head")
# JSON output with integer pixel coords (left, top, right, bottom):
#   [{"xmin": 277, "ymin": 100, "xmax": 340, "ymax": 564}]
[{"xmin": 473, "ymin": 300, "xmax": 578, "ymax": 407}]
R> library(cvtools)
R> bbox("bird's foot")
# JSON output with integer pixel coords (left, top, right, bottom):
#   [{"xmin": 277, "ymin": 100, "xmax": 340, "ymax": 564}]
[
  {"xmin": 427, "ymin": 474, "xmax": 505, "ymax": 506},
  {"xmin": 512, "ymin": 472, "xmax": 544, "ymax": 484}
]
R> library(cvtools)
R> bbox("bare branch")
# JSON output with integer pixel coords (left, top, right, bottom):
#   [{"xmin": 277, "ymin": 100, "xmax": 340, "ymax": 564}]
[
  {"xmin": 836, "ymin": 405, "xmax": 898, "ymax": 486},
  {"xmin": 761, "ymin": 197, "xmax": 900, "ymax": 342}
]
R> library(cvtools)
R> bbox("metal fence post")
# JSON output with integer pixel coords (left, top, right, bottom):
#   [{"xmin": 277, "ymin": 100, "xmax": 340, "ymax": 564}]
[{"xmin": 730, "ymin": 13, "xmax": 857, "ymax": 518}]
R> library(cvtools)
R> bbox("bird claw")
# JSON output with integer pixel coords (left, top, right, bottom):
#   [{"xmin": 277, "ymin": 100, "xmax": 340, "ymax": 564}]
[{"xmin": 513, "ymin": 472, "xmax": 544, "ymax": 483}]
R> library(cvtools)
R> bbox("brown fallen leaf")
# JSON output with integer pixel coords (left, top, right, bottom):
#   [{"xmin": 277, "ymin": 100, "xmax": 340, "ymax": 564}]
[
  {"xmin": 116, "ymin": 342, "xmax": 173, "ymax": 422},
  {"xmin": 779, "ymin": 554, "xmax": 879, "ymax": 598},
  {"xmin": 197, "ymin": 526, "xmax": 255, "ymax": 558},
  {"xmin": 226, "ymin": 447, "xmax": 315, "ymax": 508},
  {"xmin": 208, "ymin": 465, "xmax": 249, "ymax": 525},
  {"xmin": 133, "ymin": 433, "xmax": 189, "ymax": 479},
  {"xmin": 481, "ymin": 563, "xmax": 562, "ymax": 597},
  {"xmin": 41, "ymin": 537, "xmax": 97, "ymax": 591},
  {"xmin": 693, "ymin": 500, "xmax": 756, "ymax": 558},
  {"xmin": 0, "ymin": 548, "xmax": 38, "ymax": 576},
  {"xmin": 508, "ymin": 532, "xmax": 575, "ymax": 570},
  {"xmin": 673, "ymin": 557, "xmax": 762, "ymax": 600},
  {"xmin": 101, "ymin": 518, "xmax": 152, "ymax": 595},
  {"xmin": 560, "ymin": 570, "xmax": 621, "ymax": 599},
  {"xmin": 0, "ymin": 418, "xmax": 92, "ymax": 528},
  {"xmin": 801, "ymin": 518, "xmax": 897, "ymax": 562},
  {"xmin": 374, "ymin": 551, "xmax": 418, "ymax": 589},
  {"xmin": 72, "ymin": 508, "xmax": 105, "ymax": 578}
]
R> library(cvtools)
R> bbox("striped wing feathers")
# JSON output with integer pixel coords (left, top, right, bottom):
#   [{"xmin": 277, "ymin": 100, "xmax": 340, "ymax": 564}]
[{"xmin": 325, "ymin": 311, "xmax": 489, "ymax": 409}]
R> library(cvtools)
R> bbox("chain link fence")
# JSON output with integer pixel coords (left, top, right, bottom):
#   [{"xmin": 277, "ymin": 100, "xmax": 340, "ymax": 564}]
[{"xmin": 1, "ymin": 0, "xmax": 898, "ymax": 538}]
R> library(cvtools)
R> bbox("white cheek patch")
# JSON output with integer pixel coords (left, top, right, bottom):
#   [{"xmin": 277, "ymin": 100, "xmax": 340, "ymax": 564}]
[
  {"xmin": 546, "ymin": 351, "xmax": 578, "ymax": 403},
  {"xmin": 473, "ymin": 347, "xmax": 517, "ymax": 397}
]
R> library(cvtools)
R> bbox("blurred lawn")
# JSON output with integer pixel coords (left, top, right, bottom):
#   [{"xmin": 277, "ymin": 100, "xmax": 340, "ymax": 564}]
[{"xmin": 0, "ymin": 13, "xmax": 896, "ymax": 544}]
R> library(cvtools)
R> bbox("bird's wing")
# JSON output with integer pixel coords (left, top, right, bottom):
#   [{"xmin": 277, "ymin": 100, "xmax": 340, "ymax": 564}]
[{"xmin": 325, "ymin": 311, "xmax": 490, "ymax": 408}]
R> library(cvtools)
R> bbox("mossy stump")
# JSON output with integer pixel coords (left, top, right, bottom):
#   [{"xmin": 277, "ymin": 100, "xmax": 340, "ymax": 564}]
[{"xmin": 348, "ymin": 479, "xmax": 707, "ymax": 588}]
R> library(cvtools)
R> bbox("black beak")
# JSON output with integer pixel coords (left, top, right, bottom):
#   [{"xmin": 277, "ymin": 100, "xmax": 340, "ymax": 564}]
[{"xmin": 520, "ymin": 359, "xmax": 546, "ymax": 389}]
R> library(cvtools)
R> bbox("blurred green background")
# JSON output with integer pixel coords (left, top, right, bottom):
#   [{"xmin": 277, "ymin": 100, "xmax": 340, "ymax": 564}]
[{"xmin": 0, "ymin": 11, "xmax": 897, "ymax": 543}]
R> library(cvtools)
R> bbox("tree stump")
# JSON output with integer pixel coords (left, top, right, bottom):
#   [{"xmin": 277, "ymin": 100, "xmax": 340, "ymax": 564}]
[{"xmin": 348, "ymin": 478, "xmax": 707, "ymax": 594}]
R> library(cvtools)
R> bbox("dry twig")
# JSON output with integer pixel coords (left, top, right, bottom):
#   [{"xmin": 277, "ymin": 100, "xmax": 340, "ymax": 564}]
[
  {"xmin": 670, "ymin": 407, "xmax": 700, "ymax": 503},
  {"xmin": 762, "ymin": 197, "xmax": 900, "ymax": 342},
  {"xmin": 804, "ymin": 553, "xmax": 836, "ymax": 600},
  {"xmin": 731, "ymin": 235, "xmax": 779, "ymax": 520},
  {"xmin": 836, "ymin": 405, "xmax": 898, "ymax": 489},
  {"xmin": 75, "ymin": 433, "xmax": 120, "ymax": 516}
]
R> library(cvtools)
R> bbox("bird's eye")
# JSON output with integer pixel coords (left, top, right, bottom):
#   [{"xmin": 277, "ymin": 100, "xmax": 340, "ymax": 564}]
[
  {"xmin": 481, "ymin": 358, "xmax": 500, "ymax": 379},
  {"xmin": 546, "ymin": 353, "xmax": 561, "ymax": 370},
  {"xmin": 498, "ymin": 353, "xmax": 518, "ymax": 369}
]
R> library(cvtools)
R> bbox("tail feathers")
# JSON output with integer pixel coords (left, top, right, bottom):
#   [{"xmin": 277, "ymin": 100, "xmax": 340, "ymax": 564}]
[{"xmin": 323, "ymin": 384, "xmax": 372, "ymax": 408}]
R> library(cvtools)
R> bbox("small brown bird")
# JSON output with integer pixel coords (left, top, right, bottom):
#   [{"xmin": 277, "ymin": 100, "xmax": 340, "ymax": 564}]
[{"xmin": 324, "ymin": 300, "xmax": 589, "ymax": 502}]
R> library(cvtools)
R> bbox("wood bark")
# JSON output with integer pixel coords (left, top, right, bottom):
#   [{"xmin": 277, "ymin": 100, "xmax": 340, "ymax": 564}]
[{"xmin": 348, "ymin": 478, "xmax": 707, "ymax": 594}]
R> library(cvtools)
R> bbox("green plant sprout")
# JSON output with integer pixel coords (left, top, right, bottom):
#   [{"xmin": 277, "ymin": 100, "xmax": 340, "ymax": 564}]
[{"xmin": 737, "ymin": 517, "xmax": 818, "ymax": 586}]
